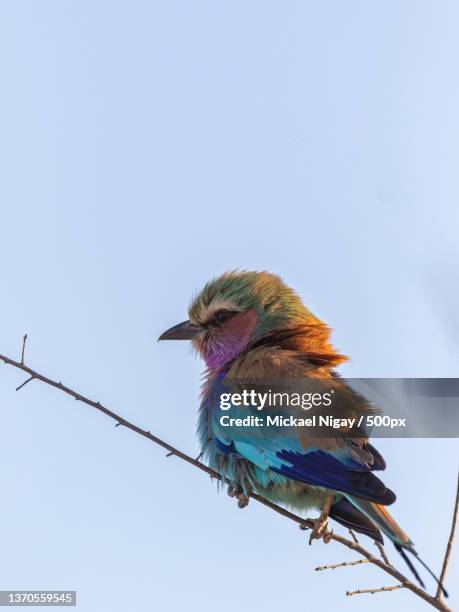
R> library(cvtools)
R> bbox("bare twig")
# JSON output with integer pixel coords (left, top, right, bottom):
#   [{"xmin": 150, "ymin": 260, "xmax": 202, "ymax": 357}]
[
  {"xmin": 375, "ymin": 541, "xmax": 391, "ymax": 566},
  {"xmin": 346, "ymin": 584, "xmax": 406, "ymax": 596},
  {"xmin": 315, "ymin": 558, "xmax": 370, "ymax": 571},
  {"xmin": 0, "ymin": 346, "xmax": 452, "ymax": 612},
  {"xmin": 15, "ymin": 375, "xmax": 34, "ymax": 392},
  {"xmin": 348, "ymin": 529, "xmax": 359, "ymax": 543},
  {"xmin": 20, "ymin": 334, "xmax": 27, "ymax": 365},
  {"xmin": 436, "ymin": 471, "xmax": 459, "ymax": 599}
]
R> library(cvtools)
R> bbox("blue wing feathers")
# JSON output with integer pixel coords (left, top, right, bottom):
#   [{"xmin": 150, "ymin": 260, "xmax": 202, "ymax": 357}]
[{"xmin": 271, "ymin": 450, "xmax": 396, "ymax": 505}]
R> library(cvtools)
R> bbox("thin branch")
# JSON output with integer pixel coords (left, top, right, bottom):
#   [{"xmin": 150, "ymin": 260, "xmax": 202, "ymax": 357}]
[
  {"xmin": 348, "ymin": 529, "xmax": 359, "ymax": 543},
  {"xmin": 346, "ymin": 584, "xmax": 406, "ymax": 597},
  {"xmin": 0, "ymin": 347, "xmax": 452, "ymax": 612},
  {"xmin": 436, "ymin": 471, "xmax": 459, "ymax": 599},
  {"xmin": 315, "ymin": 558, "xmax": 370, "ymax": 571},
  {"xmin": 375, "ymin": 541, "xmax": 391, "ymax": 566},
  {"xmin": 15, "ymin": 375, "xmax": 34, "ymax": 392},
  {"xmin": 20, "ymin": 334, "xmax": 28, "ymax": 365}
]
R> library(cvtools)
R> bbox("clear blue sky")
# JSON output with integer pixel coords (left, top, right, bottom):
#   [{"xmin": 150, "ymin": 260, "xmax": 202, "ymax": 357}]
[{"xmin": 0, "ymin": 2, "xmax": 457, "ymax": 611}]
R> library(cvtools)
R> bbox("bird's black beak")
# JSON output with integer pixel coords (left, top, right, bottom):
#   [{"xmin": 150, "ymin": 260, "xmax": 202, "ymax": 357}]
[{"xmin": 158, "ymin": 320, "xmax": 201, "ymax": 341}]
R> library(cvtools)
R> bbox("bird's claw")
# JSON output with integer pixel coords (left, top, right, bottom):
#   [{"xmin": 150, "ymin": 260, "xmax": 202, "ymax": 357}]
[
  {"xmin": 236, "ymin": 493, "xmax": 249, "ymax": 508},
  {"xmin": 227, "ymin": 485, "xmax": 249, "ymax": 508},
  {"xmin": 323, "ymin": 528, "xmax": 333, "ymax": 543},
  {"xmin": 308, "ymin": 517, "xmax": 331, "ymax": 545},
  {"xmin": 307, "ymin": 494, "xmax": 334, "ymax": 544}
]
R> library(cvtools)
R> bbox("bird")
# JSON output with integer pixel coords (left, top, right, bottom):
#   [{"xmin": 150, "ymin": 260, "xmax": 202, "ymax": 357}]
[{"xmin": 159, "ymin": 269, "xmax": 446, "ymax": 595}]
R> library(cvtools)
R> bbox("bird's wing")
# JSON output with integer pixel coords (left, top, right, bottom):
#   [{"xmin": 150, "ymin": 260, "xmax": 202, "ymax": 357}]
[{"xmin": 207, "ymin": 373, "xmax": 395, "ymax": 505}]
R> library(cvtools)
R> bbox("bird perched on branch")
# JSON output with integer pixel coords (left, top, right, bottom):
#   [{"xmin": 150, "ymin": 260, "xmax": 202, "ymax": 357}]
[{"xmin": 159, "ymin": 269, "xmax": 446, "ymax": 595}]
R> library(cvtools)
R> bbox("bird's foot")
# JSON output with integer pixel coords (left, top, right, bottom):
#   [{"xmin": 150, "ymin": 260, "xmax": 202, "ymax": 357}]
[
  {"xmin": 307, "ymin": 494, "xmax": 334, "ymax": 544},
  {"xmin": 308, "ymin": 517, "xmax": 331, "ymax": 544},
  {"xmin": 227, "ymin": 485, "xmax": 250, "ymax": 509},
  {"xmin": 322, "ymin": 527, "xmax": 333, "ymax": 543},
  {"xmin": 236, "ymin": 492, "xmax": 249, "ymax": 508}
]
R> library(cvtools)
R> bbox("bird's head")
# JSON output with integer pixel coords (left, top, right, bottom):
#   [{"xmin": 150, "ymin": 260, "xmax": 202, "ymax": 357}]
[{"xmin": 159, "ymin": 270, "xmax": 342, "ymax": 370}]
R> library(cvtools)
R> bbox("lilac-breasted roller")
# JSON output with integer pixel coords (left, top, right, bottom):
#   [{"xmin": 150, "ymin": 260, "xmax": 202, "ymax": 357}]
[{"xmin": 159, "ymin": 270, "xmax": 446, "ymax": 594}]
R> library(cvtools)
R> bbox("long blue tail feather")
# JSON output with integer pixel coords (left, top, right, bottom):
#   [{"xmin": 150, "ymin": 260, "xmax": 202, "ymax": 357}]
[{"xmin": 395, "ymin": 545, "xmax": 448, "ymax": 598}]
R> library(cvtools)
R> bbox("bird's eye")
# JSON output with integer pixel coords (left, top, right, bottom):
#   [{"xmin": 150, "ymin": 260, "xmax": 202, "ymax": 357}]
[{"xmin": 215, "ymin": 310, "xmax": 231, "ymax": 324}]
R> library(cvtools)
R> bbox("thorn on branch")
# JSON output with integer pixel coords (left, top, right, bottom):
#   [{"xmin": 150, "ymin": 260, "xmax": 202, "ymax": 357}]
[
  {"xmin": 20, "ymin": 334, "xmax": 28, "ymax": 365},
  {"xmin": 166, "ymin": 452, "xmax": 174, "ymax": 457},
  {"xmin": 16, "ymin": 376, "xmax": 34, "ymax": 392},
  {"xmin": 315, "ymin": 559, "xmax": 370, "ymax": 572},
  {"xmin": 346, "ymin": 583, "xmax": 406, "ymax": 597}
]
